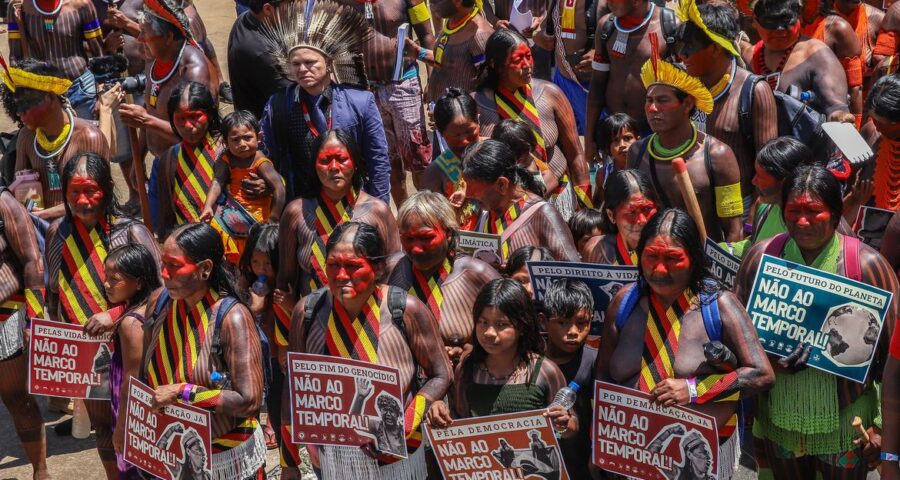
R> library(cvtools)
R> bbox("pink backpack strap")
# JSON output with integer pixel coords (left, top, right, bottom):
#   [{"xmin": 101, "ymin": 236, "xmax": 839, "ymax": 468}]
[
  {"xmin": 842, "ymin": 234, "xmax": 862, "ymax": 281},
  {"xmin": 764, "ymin": 232, "xmax": 790, "ymax": 257}
]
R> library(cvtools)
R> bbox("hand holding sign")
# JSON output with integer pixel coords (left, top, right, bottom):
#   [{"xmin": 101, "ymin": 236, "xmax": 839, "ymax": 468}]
[{"xmin": 650, "ymin": 378, "xmax": 691, "ymax": 407}]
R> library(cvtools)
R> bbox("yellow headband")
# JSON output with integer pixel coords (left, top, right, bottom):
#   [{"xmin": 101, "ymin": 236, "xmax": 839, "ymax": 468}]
[
  {"xmin": 640, "ymin": 58, "xmax": 714, "ymax": 114},
  {"xmin": 675, "ymin": 0, "xmax": 740, "ymax": 57},
  {"xmin": 1, "ymin": 68, "xmax": 72, "ymax": 95}
]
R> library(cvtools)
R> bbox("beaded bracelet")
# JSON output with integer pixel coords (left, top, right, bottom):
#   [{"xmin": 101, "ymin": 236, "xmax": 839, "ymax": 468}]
[
  {"xmin": 686, "ymin": 377, "xmax": 698, "ymax": 404},
  {"xmin": 883, "ymin": 452, "xmax": 900, "ymax": 462},
  {"xmin": 418, "ymin": 48, "xmax": 427, "ymax": 61},
  {"xmin": 181, "ymin": 384, "xmax": 194, "ymax": 403}
]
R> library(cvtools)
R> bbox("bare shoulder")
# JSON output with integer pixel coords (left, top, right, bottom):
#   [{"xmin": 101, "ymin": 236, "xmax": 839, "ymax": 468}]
[{"xmin": 455, "ymin": 255, "xmax": 501, "ymax": 283}]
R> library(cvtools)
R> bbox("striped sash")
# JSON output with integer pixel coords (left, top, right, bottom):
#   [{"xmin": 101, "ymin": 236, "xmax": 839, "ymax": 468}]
[
  {"xmin": 58, "ymin": 219, "xmax": 110, "ymax": 325},
  {"xmin": 483, "ymin": 195, "xmax": 527, "ymax": 260},
  {"xmin": 408, "ymin": 258, "xmax": 452, "ymax": 323},
  {"xmin": 638, "ymin": 290, "xmax": 693, "ymax": 392},
  {"xmin": 324, "ymin": 289, "xmax": 381, "ymax": 363},
  {"xmin": 147, "ymin": 290, "xmax": 220, "ymax": 387},
  {"xmin": 273, "ymin": 302, "xmax": 292, "ymax": 347},
  {"xmin": 173, "ymin": 135, "xmax": 216, "ymax": 224},
  {"xmin": 615, "ymin": 234, "xmax": 637, "ymax": 266},
  {"xmin": 0, "ymin": 293, "xmax": 24, "ymax": 322},
  {"xmin": 309, "ymin": 189, "xmax": 358, "ymax": 290},
  {"xmin": 495, "ymin": 85, "xmax": 548, "ymax": 162}
]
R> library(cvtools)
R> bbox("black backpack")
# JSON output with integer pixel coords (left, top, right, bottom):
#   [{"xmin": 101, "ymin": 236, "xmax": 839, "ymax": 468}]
[
  {"xmin": 598, "ymin": 3, "xmax": 677, "ymax": 54},
  {"xmin": 303, "ymin": 285, "xmax": 409, "ymax": 348}
]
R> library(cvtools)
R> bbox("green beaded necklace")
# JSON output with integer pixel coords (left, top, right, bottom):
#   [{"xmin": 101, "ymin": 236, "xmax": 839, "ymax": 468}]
[{"xmin": 648, "ymin": 125, "xmax": 698, "ymax": 161}]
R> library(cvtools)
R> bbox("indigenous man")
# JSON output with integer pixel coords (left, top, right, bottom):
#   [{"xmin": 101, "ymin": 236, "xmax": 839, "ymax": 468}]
[
  {"xmin": 386, "ymin": 191, "xmax": 500, "ymax": 366},
  {"xmin": 596, "ymin": 208, "xmax": 774, "ymax": 479},
  {"xmin": 831, "ymin": 0, "xmax": 886, "ymax": 94},
  {"xmin": 182, "ymin": 0, "xmax": 230, "ymax": 102},
  {"xmin": 874, "ymin": 1, "xmax": 900, "ymax": 77},
  {"xmin": 584, "ymin": 0, "xmax": 675, "ymax": 162},
  {"xmin": 329, "ymin": 0, "xmax": 434, "ymax": 206},
  {"xmin": 118, "ymin": 0, "xmax": 215, "ymax": 229},
  {"xmin": 8, "ymin": 58, "xmax": 110, "ymax": 222},
  {"xmin": 744, "ymin": 0, "xmax": 856, "ymax": 123},
  {"xmin": 628, "ymin": 41, "xmax": 744, "ymax": 243},
  {"xmin": 7, "ymin": 0, "xmax": 104, "ymax": 118},
  {"xmin": 799, "ymin": 0, "xmax": 865, "ymax": 126},
  {"xmin": 867, "ymin": 76, "xmax": 900, "ymax": 255},
  {"xmin": 676, "ymin": 0, "xmax": 778, "ymax": 210}
]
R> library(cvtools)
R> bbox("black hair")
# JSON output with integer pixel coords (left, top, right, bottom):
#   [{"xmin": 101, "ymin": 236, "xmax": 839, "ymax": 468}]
[
  {"xmin": 325, "ymin": 222, "xmax": 387, "ymax": 280},
  {"xmin": 601, "ymin": 169, "xmax": 659, "ymax": 234},
  {"xmin": 1, "ymin": 58, "xmax": 69, "ymax": 126},
  {"xmin": 543, "ymin": 278, "xmax": 594, "ymax": 319},
  {"xmin": 142, "ymin": 13, "xmax": 186, "ymax": 42},
  {"xmin": 754, "ymin": 0, "xmax": 800, "ymax": 18},
  {"xmin": 62, "ymin": 152, "xmax": 127, "ymax": 222},
  {"xmin": 756, "ymin": 136, "xmax": 816, "ymax": 180},
  {"xmin": 221, "ymin": 110, "xmax": 260, "ymax": 138},
  {"xmin": 867, "ymin": 74, "xmax": 900, "ymax": 123},
  {"xmin": 594, "ymin": 113, "xmax": 640, "ymax": 155},
  {"xmin": 434, "ymin": 87, "xmax": 479, "ymax": 133},
  {"xmin": 462, "ymin": 139, "xmax": 545, "ymax": 197},
  {"xmin": 781, "ymin": 165, "xmax": 843, "ymax": 228},
  {"xmin": 478, "ymin": 28, "xmax": 528, "ymax": 91},
  {"xmin": 171, "ymin": 222, "xmax": 241, "ymax": 299},
  {"xmin": 492, "ymin": 119, "xmax": 537, "ymax": 160},
  {"xmin": 106, "ymin": 244, "xmax": 162, "ymax": 307},
  {"xmin": 689, "ymin": 2, "xmax": 741, "ymax": 45},
  {"xmin": 308, "ymin": 129, "xmax": 368, "ymax": 197},
  {"xmin": 567, "ymin": 209, "xmax": 605, "ymax": 245},
  {"xmin": 504, "ymin": 246, "xmax": 553, "ymax": 276},
  {"xmin": 465, "ymin": 278, "xmax": 543, "ymax": 379},
  {"xmin": 636, "ymin": 208, "xmax": 710, "ymax": 296},
  {"xmin": 238, "ymin": 222, "xmax": 279, "ymax": 287},
  {"xmin": 247, "ymin": 0, "xmax": 281, "ymax": 14},
  {"xmin": 167, "ymin": 80, "xmax": 221, "ymax": 140}
]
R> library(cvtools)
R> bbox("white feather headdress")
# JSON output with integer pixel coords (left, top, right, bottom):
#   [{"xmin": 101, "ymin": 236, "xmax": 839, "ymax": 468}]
[{"xmin": 261, "ymin": 0, "xmax": 373, "ymax": 88}]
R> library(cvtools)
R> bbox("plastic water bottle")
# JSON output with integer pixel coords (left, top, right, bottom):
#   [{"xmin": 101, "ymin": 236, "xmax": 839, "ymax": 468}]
[
  {"xmin": 550, "ymin": 381, "xmax": 580, "ymax": 410},
  {"xmin": 210, "ymin": 371, "xmax": 230, "ymax": 389},
  {"xmin": 250, "ymin": 275, "xmax": 269, "ymax": 297}
]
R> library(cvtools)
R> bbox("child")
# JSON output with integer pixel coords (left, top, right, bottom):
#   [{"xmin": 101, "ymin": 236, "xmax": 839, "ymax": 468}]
[
  {"xmin": 106, "ymin": 244, "xmax": 162, "ymax": 478},
  {"xmin": 492, "ymin": 119, "xmax": 548, "ymax": 197},
  {"xmin": 504, "ymin": 246, "xmax": 553, "ymax": 298},
  {"xmin": 540, "ymin": 278, "xmax": 599, "ymax": 480},
  {"xmin": 201, "ymin": 110, "xmax": 285, "ymax": 255},
  {"xmin": 567, "ymin": 209, "xmax": 605, "ymax": 254},
  {"xmin": 593, "ymin": 114, "xmax": 641, "ymax": 205}
]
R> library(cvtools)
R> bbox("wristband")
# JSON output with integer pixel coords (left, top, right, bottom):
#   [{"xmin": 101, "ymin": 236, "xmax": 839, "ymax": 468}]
[
  {"xmin": 883, "ymin": 452, "xmax": 900, "ymax": 462},
  {"xmin": 686, "ymin": 377, "xmax": 698, "ymax": 404},
  {"xmin": 418, "ymin": 48, "xmax": 428, "ymax": 61},
  {"xmin": 181, "ymin": 384, "xmax": 194, "ymax": 403}
]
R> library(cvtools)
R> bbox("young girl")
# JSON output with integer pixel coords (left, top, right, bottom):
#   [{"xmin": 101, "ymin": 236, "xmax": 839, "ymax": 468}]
[
  {"xmin": 107, "ymin": 244, "xmax": 162, "ymax": 477},
  {"xmin": 504, "ymin": 246, "xmax": 553, "ymax": 298},
  {"xmin": 593, "ymin": 113, "xmax": 641, "ymax": 205},
  {"xmin": 201, "ymin": 110, "xmax": 285, "ymax": 254}
]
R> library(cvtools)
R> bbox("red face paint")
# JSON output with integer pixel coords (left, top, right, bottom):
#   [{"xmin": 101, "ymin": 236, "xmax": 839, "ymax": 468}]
[
  {"xmin": 316, "ymin": 145, "xmax": 355, "ymax": 177},
  {"xmin": 401, "ymin": 224, "xmax": 448, "ymax": 260},
  {"xmin": 66, "ymin": 176, "xmax": 104, "ymax": 210},
  {"xmin": 160, "ymin": 253, "xmax": 198, "ymax": 281},
  {"xmin": 753, "ymin": 163, "xmax": 780, "ymax": 191},
  {"xmin": 757, "ymin": 21, "xmax": 801, "ymax": 51},
  {"xmin": 680, "ymin": 42, "xmax": 716, "ymax": 77},
  {"xmin": 641, "ymin": 238, "xmax": 692, "ymax": 278},
  {"xmin": 326, "ymin": 253, "xmax": 376, "ymax": 298},
  {"xmin": 173, "ymin": 109, "xmax": 208, "ymax": 130},
  {"xmin": 784, "ymin": 193, "xmax": 832, "ymax": 226},
  {"xmin": 18, "ymin": 96, "xmax": 53, "ymax": 128},
  {"xmin": 872, "ymin": 114, "xmax": 900, "ymax": 140},
  {"xmin": 506, "ymin": 43, "xmax": 534, "ymax": 70},
  {"xmin": 616, "ymin": 199, "xmax": 657, "ymax": 226}
]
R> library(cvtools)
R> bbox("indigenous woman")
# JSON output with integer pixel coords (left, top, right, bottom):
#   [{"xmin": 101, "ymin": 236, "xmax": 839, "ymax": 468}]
[
  {"xmin": 598, "ymin": 208, "xmax": 774, "ymax": 479},
  {"xmin": 736, "ymin": 166, "xmax": 898, "ymax": 479},
  {"xmin": 463, "ymin": 139, "xmax": 580, "ymax": 264},
  {"xmin": 473, "ymin": 28, "xmax": 591, "ymax": 219},
  {"xmin": 387, "ymin": 191, "xmax": 500, "ymax": 366},
  {"xmin": 155, "ymin": 80, "xmax": 239, "ymax": 262},
  {"xmin": 421, "ymin": 88, "xmax": 481, "ymax": 230},
  {"xmin": 45, "ymin": 152, "xmax": 160, "ymax": 479},
  {"xmin": 581, "ymin": 169, "xmax": 659, "ymax": 265},
  {"xmin": 281, "ymin": 222, "xmax": 451, "ymax": 480},
  {"xmin": 749, "ymin": 137, "xmax": 816, "ymax": 246},
  {"xmin": 426, "ymin": 279, "xmax": 575, "ymax": 437},
  {"xmin": 144, "ymin": 222, "xmax": 266, "ymax": 479}
]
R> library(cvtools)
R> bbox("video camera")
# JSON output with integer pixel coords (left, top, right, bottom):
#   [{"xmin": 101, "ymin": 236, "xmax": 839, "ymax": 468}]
[{"xmin": 88, "ymin": 54, "xmax": 146, "ymax": 95}]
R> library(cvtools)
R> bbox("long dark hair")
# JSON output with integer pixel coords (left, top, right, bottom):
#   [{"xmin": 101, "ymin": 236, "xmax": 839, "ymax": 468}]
[
  {"xmin": 238, "ymin": 222, "xmax": 279, "ymax": 287},
  {"xmin": 478, "ymin": 28, "xmax": 528, "ymax": 92},
  {"xmin": 464, "ymin": 278, "xmax": 543, "ymax": 380},
  {"xmin": 325, "ymin": 222, "xmax": 388, "ymax": 281},
  {"xmin": 170, "ymin": 222, "xmax": 241, "ymax": 299},
  {"xmin": 167, "ymin": 80, "xmax": 221, "ymax": 140},
  {"xmin": 756, "ymin": 137, "xmax": 816, "ymax": 180},
  {"xmin": 601, "ymin": 169, "xmax": 659, "ymax": 234},
  {"xmin": 636, "ymin": 208, "xmax": 711, "ymax": 296},
  {"xmin": 62, "ymin": 152, "xmax": 127, "ymax": 224},
  {"xmin": 867, "ymin": 74, "xmax": 900, "ymax": 122},
  {"xmin": 434, "ymin": 87, "xmax": 479, "ymax": 133},
  {"xmin": 781, "ymin": 165, "xmax": 843, "ymax": 229},
  {"xmin": 504, "ymin": 246, "xmax": 553, "ymax": 276},
  {"xmin": 308, "ymin": 129, "xmax": 368, "ymax": 198},
  {"xmin": 462, "ymin": 139, "xmax": 545, "ymax": 197},
  {"xmin": 106, "ymin": 244, "xmax": 162, "ymax": 307}
]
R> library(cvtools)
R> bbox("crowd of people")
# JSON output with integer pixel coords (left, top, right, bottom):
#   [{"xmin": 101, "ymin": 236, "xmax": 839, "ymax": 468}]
[{"xmin": 1, "ymin": 0, "xmax": 900, "ymax": 478}]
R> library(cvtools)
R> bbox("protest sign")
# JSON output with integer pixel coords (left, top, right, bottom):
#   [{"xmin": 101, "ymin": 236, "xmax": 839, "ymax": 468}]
[
  {"xmin": 528, "ymin": 261, "xmax": 638, "ymax": 335},
  {"xmin": 426, "ymin": 410, "xmax": 569, "ymax": 480},
  {"xmin": 853, "ymin": 206, "xmax": 895, "ymax": 249},
  {"xmin": 123, "ymin": 378, "xmax": 212, "ymax": 480},
  {"xmin": 28, "ymin": 318, "xmax": 113, "ymax": 399},
  {"xmin": 287, "ymin": 353, "xmax": 406, "ymax": 457},
  {"xmin": 593, "ymin": 381, "xmax": 719, "ymax": 480},
  {"xmin": 458, "ymin": 230, "xmax": 502, "ymax": 266},
  {"xmin": 704, "ymin": 239, "xmax": 740, "ymax": 289},
  {"xmin": 746, "ymin": 254, "xmax": 891, "ymax": 383}
]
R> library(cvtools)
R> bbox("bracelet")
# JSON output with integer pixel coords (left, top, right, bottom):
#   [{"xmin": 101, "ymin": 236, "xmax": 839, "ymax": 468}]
[
  {"xmin": 686, "ymin": 377, "xmax": 698, "ymax": 404},
  {"xmin": 181, "ymin": 384, "xmax": 194, "ymax": 403},
  {"xmin": 418, "ymin": 47, "xmax": 427, "ymax": 61},
  {"xmin": 883, "ymin": 452, "xmax": 900, "ymax": 462}
]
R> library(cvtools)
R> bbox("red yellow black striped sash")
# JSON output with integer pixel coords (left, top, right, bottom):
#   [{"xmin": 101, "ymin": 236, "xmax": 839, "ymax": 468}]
[
  {"xmin": 495, "ymin": 85, "xmax": 548, "ymax": 162},
  {"xmin": 173, "ymin": 134, "xmax": 216, "ymax": 224},
  {"xmin": 483, "ymin": 195, "xmax": 528, "ymax": 260},
  {"xmin": 0, "ymin": 293, "xmax": 24, "ymax": 322},
  {"xmin": 615, "ymin": 234, "xmax": 637, "ymax": 266},
  {"xmin": 59, "ymin": 219, "xmax": 110, "ymax": 325},
  {"xmin": 147, "ymin": 290, "xmax": 220, "ymax": 387},
  {"xmin": 213, "ymin": 417, "xmax": 260, "ymax": 452},
  {"xmin": 324, "ymin": 289, "xmax": 381, "ymax": 363},
  {"xmin": 638, "ymin": 290, "xmax": 693, "ymax": 392},
  {"xmin": 273, "ymin": 302, "xmax": 292, "ymax": 347},
  {"xmin": 409, "ymin": 258, "xmax": 452, "ymax": 323},
  {"xmin": 309, "ymin": 189, "xmax": 358, "ymax": 290}
]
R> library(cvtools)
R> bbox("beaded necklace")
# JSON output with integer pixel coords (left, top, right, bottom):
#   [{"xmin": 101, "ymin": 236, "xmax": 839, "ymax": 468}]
[{"xmin": 648, "ymin": 125, "xmax": 698, "ymax": 161}]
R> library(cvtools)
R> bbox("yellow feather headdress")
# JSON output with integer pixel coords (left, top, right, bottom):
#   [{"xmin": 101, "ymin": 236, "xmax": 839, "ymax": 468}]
[
  {"xmin": 640, "ymin": 36, "xmax": 714, "ymax": 115},
  {"xmin": 0, "ymin": 55, "xmax": 72, "ymax": 95},
  {"xmin": 674, "ymin": 0, "xmax": 740, "ymax": 57}
]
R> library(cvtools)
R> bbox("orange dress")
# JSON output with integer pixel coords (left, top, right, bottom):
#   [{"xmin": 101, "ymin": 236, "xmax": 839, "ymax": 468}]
[{"xmin": 222, "ymin": 153, "xmax": 273, "ymax": 222}]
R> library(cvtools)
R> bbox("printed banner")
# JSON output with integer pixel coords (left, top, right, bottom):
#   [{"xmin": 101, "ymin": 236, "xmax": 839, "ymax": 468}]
[
  {"xmin": 747, "ymin": 254, "xmax": 891, "ymax": 383},
  {"xmin": 593, "ymin": 381, "xmax": 719, "ymax": 480},
  {"xmin": 123, "ymin": 378, "xmax": 212, "ymax": 480},
  {"xmin": 853, "ymin": 205, "xmax": 895, "ymax": 249},
  {"xmin": 426, "ymin": 410, "xmax": 570, "ymax": 480},
  {"xmin": 287, "ymin": 352, "xmax": 406, "ymax": 458},
  {"xmin": 704, "ymin": 239, "xmax": 740, "ymax": 289},
  {"xmin": 528, "ymin": 261, "xmax": 638, "ymax": 335},
  {"xmin": 458, "ymin": 230, "xmax": 502, "ymax": 265},
  {"xmin": 28, "ymin": 318, "xmax": 113, "ymax": 399}
]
